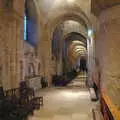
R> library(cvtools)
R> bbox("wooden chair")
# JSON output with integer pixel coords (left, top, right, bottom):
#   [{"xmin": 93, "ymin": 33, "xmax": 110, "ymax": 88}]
[
  {"xmin": 19, "ymin": 81, "xmax": 43, "ymax": 109},
  {"xmin": 0, "ymin": 82, "xmax": 44, "ymax": 120}
]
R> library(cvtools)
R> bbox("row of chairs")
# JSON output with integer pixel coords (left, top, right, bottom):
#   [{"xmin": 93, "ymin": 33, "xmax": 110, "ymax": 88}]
[
  {"xmin": 52, "ymin": 75, "xmax": 69, "ymax": 86},
  {"xmin": 52, "ymin": 71, "xmax": 78, "ymax": 86},
  {"xmin": 0, "ymin": 81, "xmax": 43, "ymax": 120}
]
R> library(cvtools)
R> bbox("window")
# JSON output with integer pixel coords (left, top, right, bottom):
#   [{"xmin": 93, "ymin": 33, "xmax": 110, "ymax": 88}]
[
  {"xmin": 24, "ymin": 15, "xmax": 27, "ymax": 40},
  {"xmin": 24, "ymin": 2, "xmax": 38, "ymax": 46}
]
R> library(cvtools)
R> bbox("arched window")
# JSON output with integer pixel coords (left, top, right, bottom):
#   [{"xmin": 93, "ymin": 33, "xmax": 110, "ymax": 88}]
[
  {"xmin": 24, "ymin": 1, "xmax": 28, "ymax": 41},
  {"xmin": 24, "ymin": 1, "xmax": 38, "ymax": 46},
  {"xmin": 24, "ymin": 15, "xmax": 28, "ymax": 40}
]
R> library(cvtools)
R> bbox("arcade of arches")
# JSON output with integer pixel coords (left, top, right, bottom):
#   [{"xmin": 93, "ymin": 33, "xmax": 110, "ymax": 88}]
[{"xmin": 0, "ymin": 0, "xmax": 120, "ymax": 120}]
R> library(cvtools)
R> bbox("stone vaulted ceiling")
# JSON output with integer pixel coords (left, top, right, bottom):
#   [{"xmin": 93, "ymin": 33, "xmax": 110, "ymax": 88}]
[{"xmin": 91, "ymin": 0, "xmax": 120, "ymax": 16}]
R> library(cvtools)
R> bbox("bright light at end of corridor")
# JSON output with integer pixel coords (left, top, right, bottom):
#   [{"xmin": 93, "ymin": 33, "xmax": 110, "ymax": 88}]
[{"xmin": 88, "ymin": 29, "xmax": 93, "ymax": 37}]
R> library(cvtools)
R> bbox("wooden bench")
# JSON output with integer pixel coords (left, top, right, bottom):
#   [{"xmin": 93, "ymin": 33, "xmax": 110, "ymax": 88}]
[{"xmin": 19, "ymin": 81, "xmax": 43, "ymax": 108}]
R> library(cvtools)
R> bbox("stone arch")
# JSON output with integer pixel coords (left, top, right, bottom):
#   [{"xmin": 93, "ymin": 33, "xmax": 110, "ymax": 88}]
[
  {"xmin": 50, "ymin": 13, "xmax": 89, "ymax": 60},
  {"xmin": 45, "ymin": 6, "xmax": 91, "ymax": 38},
  {"xmin": 47, "ymin": 9, "xmax": 90, "ymax": 61},
  {"xmin": 38, "ymin": 5, "xmax": 91, "ymax": 82},
  {"xmin": 60, "ymin": 32, "xmax": 87, "ymax": 73},
  {"xmin": 62, "ymin": 32, "xmax": 87, "ymax": 45},
  {"xmin": 59, "ymin": 32, "xmax": 87, "ymax": 60}
]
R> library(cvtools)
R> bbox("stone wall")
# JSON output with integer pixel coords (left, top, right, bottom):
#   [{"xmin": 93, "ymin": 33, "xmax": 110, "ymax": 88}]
[
  {"xmin": 20, "ymin": 41, "xmax": 40, "ymax": 81},
  {"xmin": 96, "ymin": 5, "xmax": 120, "ymax": 109}
]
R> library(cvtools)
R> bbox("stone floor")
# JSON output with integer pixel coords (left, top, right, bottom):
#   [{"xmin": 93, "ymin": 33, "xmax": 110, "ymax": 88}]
[
  {"xmin": 27, "ymin": 88, "xmax": 100, "ymax": 120},
  {"xmin": 27, "ymin": 73, "xmax": 101, "ymax": 120},
  {"xmin": 67, "ymin": 72, "xmax": 87, "ymax": 88}
]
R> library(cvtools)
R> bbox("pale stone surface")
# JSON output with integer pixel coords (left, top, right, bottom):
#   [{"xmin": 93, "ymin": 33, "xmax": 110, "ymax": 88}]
[
  {"xmin": 0, "ymin": 11, "xmax": 23, "ymax": 90},
  {"xmin": 36, "ymin": 0, "xmax": 91, "ymax": 19},
  {"xmin": 96, "ymin": 5, "xmax": 120, "ymax": 109},
  {"xmin": 28, "ymin": 74, "xmax": 99, "ymax": 120},
  {"xmin": 28, "ymin": 87, "xmax": 97, "ymax": 120}
]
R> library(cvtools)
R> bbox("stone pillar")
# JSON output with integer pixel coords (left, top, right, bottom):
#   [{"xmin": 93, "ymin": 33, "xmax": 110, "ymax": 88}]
[
  {"xmin": 38, "ymin": 28, "xmax": 52, "ymax": 86},
  {"xmin": 58, "ymin": 54, "xmax": 63, "ymax": 75},
  {"xmin": 56, "ymin": 44, "xmax": 63, "ymax": 75},
  {"xmin": 37, "ymin": 27, "xmax": 45, "ymax": 77},
  {"xmin": 0, "ymin": 14, "xmax": 22, "ymax": 90},
  {"xmin": 87, "ymin": 38, "xmax": 93, "ymax": 85},
  {"xmin": 44, "ymin": 39, "xmax": 52, "ymax": 86},
  {"xmin": 0, "ymin": 1, "xmax": 24, "ymax": 90},
  {"xmin": 96, "ymin": 5, "xmax": 120, "ymax": 108},
  {"xmin": 88, "ymin": 33, "xmax": 96, "ymax": 86}
]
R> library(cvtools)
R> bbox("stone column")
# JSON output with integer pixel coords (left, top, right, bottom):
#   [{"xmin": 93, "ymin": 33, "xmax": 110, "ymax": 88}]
[
  {"xmin": 87, "ymin": 38, "xmax": 93, "ymax": 85},
  {"xmin": 57, "ymin": 53, "xmax": 63, "ymax": 75},
  {"xmin": 56, "ymin": 42, "xmax": 63, "ymax": 75},
  {"xmin": 88, "ymin": 34, "xmax": 96, "ymax": 86},
  {"xmin": 96, "ymin": 5, "xmax": 120, "ymax": 108},
  {"xmin": 0, "ymin": 1, "xmax": 24, "ymax": 90},
  {"xmin": 38, "ymin": 28, "xmax": 52, "ymax": 86},
  {"xmin": 44, "ymin": 39, "xmax": 52, "ymax": 85},
  {"xmin": 2, "ymin": 13, "xmax": 22, "ymax": 90},
  {"xmin": 37, "ymin": 27, "xmax": 45, "ymax": 77}
]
